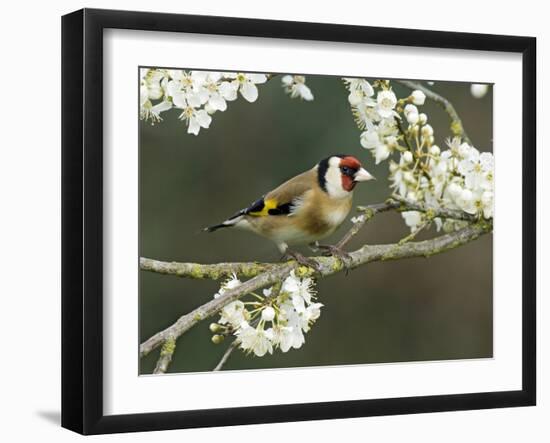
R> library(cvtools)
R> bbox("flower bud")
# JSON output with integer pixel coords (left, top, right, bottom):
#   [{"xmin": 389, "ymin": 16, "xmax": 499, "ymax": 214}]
[
  {"xmin": 404, "ymin": 103, "xmax": 418, "ymax": 116},
  {"xmin": 389, "ymin": 161, "xmax": 398, "ymax": 173},
  {"xmin": 406, "ymin": 112, "xmax": 419, "ymax": 125},
  {"xmin": 419, "ymin": 113, "xmax": 428, "ymax": 125},
  {"xmin": 470, "ymin": 84, "xmax": 489, "ymax": 99},
  {"xmin": 211, "ymin": 334, "xmax": 225, "ymax": 344},
  {"xmin": 411, "ymin": 90, "xmax": 426, "ymax": 105},
  {"xmin": 429, "ymin": 145, "xmax": 440, "ymax": 156},
  {"xmin": 402, "ymin": 151, "xmax": 413, "ymax": 164},
  {"xmin": 261, "ymin": 306, "xmax": 276, "ymax": 322},
  {"xmin": 421, "ymin": 124, "xmax": 434, "ymax": 137},
  {"xmin": 209, "ymin": 323, "xmax": 221, "ymax": 333}
]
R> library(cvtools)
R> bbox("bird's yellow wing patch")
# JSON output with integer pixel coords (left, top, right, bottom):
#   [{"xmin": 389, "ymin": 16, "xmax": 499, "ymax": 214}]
[{"xmin": 248, "ymin": 198, "xmax": 278, "ymax": 216}]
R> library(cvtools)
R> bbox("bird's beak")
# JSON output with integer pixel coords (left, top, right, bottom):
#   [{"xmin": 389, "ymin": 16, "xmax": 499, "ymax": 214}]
[{"xmin": 354, "ymin": 167, "xmax": 375, "ymax": 182}]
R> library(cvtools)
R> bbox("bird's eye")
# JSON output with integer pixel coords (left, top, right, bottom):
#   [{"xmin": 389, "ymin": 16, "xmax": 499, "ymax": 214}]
[{"xmin": 341, "ymin": 166, "xmax": 356, "ymax": 176}]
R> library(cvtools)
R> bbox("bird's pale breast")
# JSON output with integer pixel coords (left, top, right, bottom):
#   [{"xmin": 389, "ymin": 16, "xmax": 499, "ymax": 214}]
[{"xmin": 244, "ymin": 189, "xmax": 352, "ymax": 245}]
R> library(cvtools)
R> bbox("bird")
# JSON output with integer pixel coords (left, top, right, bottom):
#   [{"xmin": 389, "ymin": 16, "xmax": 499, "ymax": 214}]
[{"xmin": 204, "ymin": 154, "xmax": 375, "ymax": 270}]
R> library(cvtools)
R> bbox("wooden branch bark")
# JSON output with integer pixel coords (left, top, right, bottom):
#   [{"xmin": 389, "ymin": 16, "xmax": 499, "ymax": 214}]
[
  {"xmin": 140, "ymin": 221, "xmax": 491, "ymax": 359},
  {"xmin": 396, "ymin": 80, "xmax": 472, "ymax": 144},
  {"xmin": 139, "ymin": 257, "xmax": 276, "ymax": 281},
  {"xmin": 153, "ymin": 338, "xmax": 176, "ymax": 374}
]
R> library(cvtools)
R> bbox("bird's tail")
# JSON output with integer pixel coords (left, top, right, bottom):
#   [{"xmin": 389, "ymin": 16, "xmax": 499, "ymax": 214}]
[
  {"xmin": 203, "ymin": 214, "xmax": 243, "ymax": 232},
  {"xmin": 203, "ymin": 223, "xmax": 230, "ymax": 232}
]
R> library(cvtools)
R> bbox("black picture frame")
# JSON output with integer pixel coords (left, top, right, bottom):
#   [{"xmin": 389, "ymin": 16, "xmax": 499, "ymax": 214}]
[{"xmin": 61, "ymin": 8, "xmax": 536, "ymax": 435}]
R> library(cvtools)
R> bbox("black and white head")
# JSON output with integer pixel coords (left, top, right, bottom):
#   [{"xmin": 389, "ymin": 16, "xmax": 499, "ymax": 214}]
[{"xmin": 317, "ymin": 155, "xmax": 375, "ymax": 199}]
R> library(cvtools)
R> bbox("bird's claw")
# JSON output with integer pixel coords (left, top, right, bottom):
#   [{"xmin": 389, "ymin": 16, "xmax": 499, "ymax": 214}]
[
  {"xmin": 282, "ymin": 250, "xmax": 321, "ymax": 273},
  {"xmin": 316, "ymin": 244, "xmax": 353, "ymax": 275}
]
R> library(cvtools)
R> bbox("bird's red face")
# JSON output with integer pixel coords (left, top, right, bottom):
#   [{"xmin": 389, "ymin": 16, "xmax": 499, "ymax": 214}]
[{"xmin": 338, "ymin": 155, "xmax": 375, "ymax": 192}]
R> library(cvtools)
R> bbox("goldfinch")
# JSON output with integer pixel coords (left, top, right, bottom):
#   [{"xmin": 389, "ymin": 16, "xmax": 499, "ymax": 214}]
[{"xmin": 205, "ymin": 155, "xmax": 375, "ymax": 268}]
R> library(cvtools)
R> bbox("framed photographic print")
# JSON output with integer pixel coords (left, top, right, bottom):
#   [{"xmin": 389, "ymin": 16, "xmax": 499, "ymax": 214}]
[{"xmin": 61, "ymin": 8, "xmax": 536, "ymax": 435}]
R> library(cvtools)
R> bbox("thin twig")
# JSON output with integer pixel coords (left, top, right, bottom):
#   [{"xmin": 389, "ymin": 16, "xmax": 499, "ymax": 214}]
[
  {"xmin": 336, "ymin": 201, "xmax": 400, "ymax": 249},
  {"xmin": 213, "ymin": 339, "xmax": 240, "ymax": 371},
  {"xmin": 396, "ymin": 80, "xmax": 471, "ymax": 144},
  {"xmin": 395, "ymin": 117, "xmax": 414, "ymax": 151}
]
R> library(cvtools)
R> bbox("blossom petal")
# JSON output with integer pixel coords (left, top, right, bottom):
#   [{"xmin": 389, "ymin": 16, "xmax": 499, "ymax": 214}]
[
  {"xmin": 195, "ymin": 110, "xmax": 212, "ymax": 128},
  {"xmin": 240, "ymin": 82, "xmax": 259, "ymax": 102},
  {"xmin": 219, "ymin": 81, "xmax": 238, "ymax": 101},
  {"xmin": 247, "ymin": 73, "xmax": 267, "ymax": 84},
  {"xmin": 208, "ymin": 94, "xmax": 227, "ymax": 111}
]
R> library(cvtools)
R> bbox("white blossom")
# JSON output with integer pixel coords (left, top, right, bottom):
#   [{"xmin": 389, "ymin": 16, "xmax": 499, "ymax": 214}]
[
  {"xmin": 281, "ymin": 270, "xmax": 316, "ymax": 305},
  {"xmin": 458, "ymin": 149, "xmax": 494, "ymax": 190},
  {"xmin": 402, "ymin": 211, "xmax": 423, "ymax": 230},
  {"xmin": 214, "ymin": 273, "xmax": 242, "ymax": 298},
  {"xmin": 178, "ymin": 106, "xmax": 212, "ymax": 136},
  {"xmin": 282, "ymin": 75, "xmax": 314, "ymax": 101},
  {"xmin": 225, "ymin": 72, "xmax": 267, "ymax": 103},
  {"xmin": 140, "ymin": 69, "xmax": 170, "ymax": 123},
  {"xmin": 345, "ymin": 78, "xmax": 375, "ymax": 106},
  {"xmin": 272, "ymin": 324, "xmax": 304, "ymax": 352},
  {"xmin": 236, "ymin": 322, "xmax": 274, "ymax": 357},
  {"xmin": 219, "ymin": 301, "xmax": 247, "ymax": 328},
  {"xmin": 360, "ymin": 127, "xmax": 390, "ymax": 164},
  {"xmin": 376, "ymin": 90, "xmax": 398, "ymax": 118},
  {"xmin": 213, "ymin": 270, "xmax": 323, "ymax": 357},
  {"xmin": 139, "ymin": 68, "xmax": 273, "ymax": 134}
]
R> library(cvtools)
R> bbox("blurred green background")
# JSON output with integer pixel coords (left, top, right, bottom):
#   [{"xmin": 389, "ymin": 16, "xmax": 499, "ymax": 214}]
[{"xmin": 139, "ymin": 74, "xmax": 493, "ymax": 374}]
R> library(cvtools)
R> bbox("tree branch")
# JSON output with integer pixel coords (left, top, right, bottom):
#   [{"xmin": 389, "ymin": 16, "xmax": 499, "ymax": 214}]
[
  {"xmin": 153, "ymin": 337, "xmax": 176, "ymax": 374},
  {"xmin": 140, "ymin": 198, "xmax": 478, "ymax": 281},
  {"xmin": 140, "ymin": 220, "xmax": 491, "ymax": 359},
  {"xmin": 139, "ymin": 257, "xmax": 276, "ymax": 281},
  {"xmin": 396, "ymin": 80, "xmax": 471, "ymax": 144}
]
